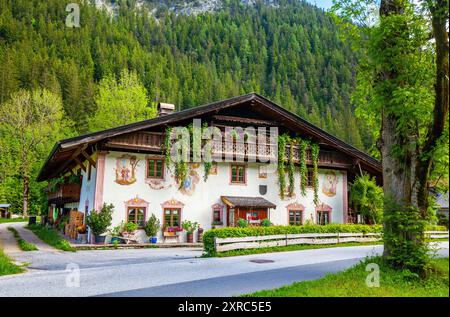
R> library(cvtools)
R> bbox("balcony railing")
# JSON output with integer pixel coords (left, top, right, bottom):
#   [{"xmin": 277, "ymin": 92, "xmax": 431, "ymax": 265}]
[
  {"xmin": 211, "ymin": 140, "xmax": 350, "ymax": 166},
  {"xmin": 47, "ymin": 183, "xmax": 81, "ymax": 203}
]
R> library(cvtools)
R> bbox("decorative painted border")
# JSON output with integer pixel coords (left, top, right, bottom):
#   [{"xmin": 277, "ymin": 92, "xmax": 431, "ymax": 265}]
[
  {"xmin": 285, "ymin": 202, "xmax": 305, "ymax": 225},
  {"xmin": 315, "ymin": 203, "xmax": 332, "ymax": 224},
  {"xmin": 342, "ymin": 170, "xmax": 348, "ymax": 223},
  {"xmin": 94, "ymin": 151, "xmax": 108, "ymax": 211}
]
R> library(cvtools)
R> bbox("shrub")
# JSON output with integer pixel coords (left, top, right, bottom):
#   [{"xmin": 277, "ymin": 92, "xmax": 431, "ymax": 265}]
[
  {"xmin": 145, "ymin": 214, "xmax": 161, "ymax": 237},
  {"xmin": 236, "ymin": 218, "xmax": 248, "ymax": 228},
  {"xmin": 261, "ymin": 219, "xmax": 272, "ymax": 227},
  {"xmin": 203, "ymin": 224, "xmax": 383, "ymax": 256},
  {"xmin": 123, "ymin": 221, "xmax": 138, "ymax": 233},
  {"xmin": 85, "ymin": 203, "xmax": 114, "ymax": 236}
]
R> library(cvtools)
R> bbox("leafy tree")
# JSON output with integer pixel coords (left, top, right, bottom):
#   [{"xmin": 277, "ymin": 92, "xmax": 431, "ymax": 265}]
[
  {"xmin": 331, "ymin": 0, "xmax": 449, "ymax": 271},
  {"xmin": 350, "ymin": 174, "xmax": 383, "ymax": 224},
  {"xmin": 88, "ymin": 69, "xmax": 157, "ymax": 132},
  {"xmin": 0, "ymin": 89, "xmax": 73, "ymax": 216}
]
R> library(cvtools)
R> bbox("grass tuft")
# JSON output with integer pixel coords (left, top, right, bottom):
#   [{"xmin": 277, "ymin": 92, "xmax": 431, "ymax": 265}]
[
  {"xmin": 7, "ymin": 227, "xmax": 38, "ymax": 251},
  {"xmin": 244, "ymin": 257, "xmax": 449, "ymax": 297},
  {"xmin": 26, "ymin": 224, "xmax": 75, "ymax": 252},
  {"xmin": 0, "ymin": 249, "xmax": 24, "ymax": 276}
]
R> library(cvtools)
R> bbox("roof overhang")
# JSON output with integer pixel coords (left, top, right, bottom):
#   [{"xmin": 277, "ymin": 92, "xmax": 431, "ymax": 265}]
[{"xmin": 221, "ymin": 196, "xmax": 277, "ymax": 209}]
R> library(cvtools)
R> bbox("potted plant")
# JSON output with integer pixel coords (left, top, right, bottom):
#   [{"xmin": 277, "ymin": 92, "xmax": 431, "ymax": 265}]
[
  {"xmin": 144, "ymin": 214, "xmax": 161, "ymax": 243},
  {"xmin": 109, "ymin": 222, "xmax": 123, "ymax": 244},
  {"xmin": 121, "ymin": 222, "xmax": 138, "ymax": 239},
  {"xmin": 182, "ymin": 220, "xmax": 200, "ymax": 243},
  {"xmin": 261, "ymin": 219, "xmax": 272, "ymax": 227},
  {"xmin": 85, "ymin": 203, "xmax": 113, "ymax": 244},
  {"xmin": 76, "ymin": 225, "xmax": 88, "ymax": 244}
]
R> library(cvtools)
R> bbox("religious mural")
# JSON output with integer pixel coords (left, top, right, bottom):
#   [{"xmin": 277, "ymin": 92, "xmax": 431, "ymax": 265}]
[
  {"xmin": 179, "ymin": 163, "xmax": 200, "ymax": 196},
  {"xmin": 114, "ymin": 155, "xmax": 139, "ymax": 185},
  {"xmin": 322, "ymin": 171, "xmax": 338, "ymax": 197}
]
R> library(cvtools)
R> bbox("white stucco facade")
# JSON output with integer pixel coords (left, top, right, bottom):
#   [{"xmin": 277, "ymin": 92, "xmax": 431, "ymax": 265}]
[{"xmin": 77, "ymin": 150, "xmax": 348, "ymax": 242}]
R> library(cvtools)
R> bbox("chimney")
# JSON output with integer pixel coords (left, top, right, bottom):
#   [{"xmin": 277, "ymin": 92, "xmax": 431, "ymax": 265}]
[{"xmin": 157, "ymin": 102, "xmax": 175, "ymax": 116}]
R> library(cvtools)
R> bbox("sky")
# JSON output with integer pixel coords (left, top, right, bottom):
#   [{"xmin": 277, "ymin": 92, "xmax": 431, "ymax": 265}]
[{"xmin": 306, "ymin": 0, "xmax": 334, "ymax": 10}]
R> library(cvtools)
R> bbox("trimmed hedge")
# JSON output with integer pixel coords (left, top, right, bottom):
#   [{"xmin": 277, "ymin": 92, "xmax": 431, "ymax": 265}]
[{"xmin": 203, "ymin": 224, "xmax": 383, "ymax": 256}]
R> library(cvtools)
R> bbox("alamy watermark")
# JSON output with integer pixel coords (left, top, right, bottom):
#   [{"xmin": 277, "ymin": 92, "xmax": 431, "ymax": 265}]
[
  {"xmin": 65, "ymin": 3, "xmax": 80, "ymax": 28},
  {"xmin": 65, "ymin": 263, "xmax": 80, "ymax": 288},
  {"xmin": 365, "ymin": 263, "xmax": 380, "ymax": 287}
]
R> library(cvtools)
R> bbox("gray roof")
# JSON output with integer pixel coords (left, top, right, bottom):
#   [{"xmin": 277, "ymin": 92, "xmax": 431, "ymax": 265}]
[
  {"xmin": 221, "ymin": 196, "xmax": 276, "ymax": 208},
  {"xmin": 436, "ymin": 191, "xmax": 449, "ymax": 209}
]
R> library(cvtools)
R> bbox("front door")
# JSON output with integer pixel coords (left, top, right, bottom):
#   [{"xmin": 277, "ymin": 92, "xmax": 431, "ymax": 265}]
[{"xmin": 235, "ymin": 208, "xmax": 268, "ymax": 226}]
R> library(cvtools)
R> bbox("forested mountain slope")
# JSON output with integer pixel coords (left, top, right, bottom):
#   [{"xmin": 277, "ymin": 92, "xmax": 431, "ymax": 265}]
[{"xmin": 0, "ymin": 0, "xmax": 371, "ymax": 148}]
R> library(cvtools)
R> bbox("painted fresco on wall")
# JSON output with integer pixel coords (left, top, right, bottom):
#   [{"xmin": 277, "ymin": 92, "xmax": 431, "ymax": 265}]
[
  {"xmin": 114, "ymin": 155, "xmax": 139, "ymax": 185},
  {"xmin": 146, "ymin": 178, "xmax": 172, "ymax": 190},
  {"xmin": 210, "ymin": 163, "xmax": 218, "ymax": 175},
  {"xmin": 179, "ymin": 163, "xmax": 200, "ymax": 196},
  {"xmin": 322, "ymin": 171, "xmax": 338, "ymax": 197},
  {"xmin": 258, "ymin": 165, "xmax": 267, "ymax": 178}
]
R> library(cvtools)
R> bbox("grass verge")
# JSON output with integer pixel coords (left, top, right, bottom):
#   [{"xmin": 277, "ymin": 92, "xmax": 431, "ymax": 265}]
[
  {"xmin": 244, "ymin": 257, "xmax": 449, "ymax": 297},
  {"xmin": 26, "ymin": 224, "xmax": 75, "ymax": 252},
  {"xmin": 0, "ymin": 217, "xmax": 27, "ymax": 224},
  {"xmin": 0, "ymin": 248, "xmax": 24, "ymax": 276},
  {"xmin": 7, "ymin": 227, "xmax": 38, "ymax": 251}
]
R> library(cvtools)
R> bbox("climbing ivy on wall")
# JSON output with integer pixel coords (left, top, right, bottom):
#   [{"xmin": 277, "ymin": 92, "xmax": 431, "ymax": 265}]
[
  {"xmin": 164, "ymin": 126, "xmax": 172, "ymax": 169},
  {"xmin": 288, "ymin": 141, "xmax": 295, "ymax": 197},
  {"xmin": 202, "ymin": 123, "xmax": 212, "ymax": 182},
  {"xmin": 311, "ymin": 143, "xmax": 320, "ymax": 205},
  {"xmin": 297, "ymin": 137, "xmax": 308, "ymax": 197}
]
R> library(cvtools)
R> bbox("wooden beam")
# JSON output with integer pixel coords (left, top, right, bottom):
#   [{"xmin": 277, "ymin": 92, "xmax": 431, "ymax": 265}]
[
  {"xmin": 73, "ymin": 156, "xmax": 86, "ymax": 172},
  {"xmin": 81, "ymin": 149, "xmax": 96, "ymax": 168}
]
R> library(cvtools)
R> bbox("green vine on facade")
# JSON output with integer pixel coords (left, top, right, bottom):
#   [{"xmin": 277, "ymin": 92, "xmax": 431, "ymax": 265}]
[
  {"xmin": 288, "ymin": 141, "xmax": 295, "ymax": 197},
  {"xmin": 297, "ymin": 137, "xmax": 308, "ymax": 197},
  {"xmin": 202, "ymin": 123, "xmax": 212, "ymax": 182},
  {"xmin": 164, "ymin": 126, "xmax": 173, "ymax": 169},
  {"xmin": 278, "ymin": 134, "xmax": 287, "ymax": 199},
  {"xmin": 311, "ymin": 142, "xmax": 320, "ymax": 205}
]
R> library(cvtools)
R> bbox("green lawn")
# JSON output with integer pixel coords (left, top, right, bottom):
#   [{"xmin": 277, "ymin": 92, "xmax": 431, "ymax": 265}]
[
  {"xmin": 0, "ymin": 217, "xmax": 27, "ymax": 224},
  {"xmin": 0, "ymin": 216, "xmax": 41, "ymax": 224},
  {"xmin": 245, "ymin": 257, "xmax": 449, "ymax": 297},
  {"xmin": 7, "ymin": 227, "xmax": 38, "ymax": 251},
  {"xmin": 26, "ymin": 224, "xmax": 75, "ymax": 252},
  {"xmin": 0, "ymin": 248, "xmax": 24, "ymax": 276}
]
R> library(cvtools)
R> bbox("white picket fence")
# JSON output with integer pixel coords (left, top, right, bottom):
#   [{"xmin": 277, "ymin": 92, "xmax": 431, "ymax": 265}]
[{"xmin": 213, "ymin": 231, "xmax": 449, "ymax": 253}]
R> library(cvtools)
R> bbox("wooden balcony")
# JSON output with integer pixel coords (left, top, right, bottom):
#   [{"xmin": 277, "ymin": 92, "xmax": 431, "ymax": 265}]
[
  {"xmin": 211, "ymin": 140, "xmax": 351, "ymax": 167},
  {"xmin": 48, "ymin": 183, "xmax": 81, "ymax": 203},
  {"xmin": 105, "ymin": 132, "xmax": 163, "ymax": 151}
]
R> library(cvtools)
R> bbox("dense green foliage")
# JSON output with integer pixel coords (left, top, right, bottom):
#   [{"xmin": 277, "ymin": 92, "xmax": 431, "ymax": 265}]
[
  {"xmin": 246, "ymin": 257, "xmax": 449, "ymax": 297},
  {"xmin": 350, "ymin": 173, "xmax": 384, "ymax": 224},
  {"xmin": 203, "ymin": 223, "xmax": 383, "ymax": 255},
  {"xmin": 27, "ymin": 224, "xmax": 75, "ymax": 251}
]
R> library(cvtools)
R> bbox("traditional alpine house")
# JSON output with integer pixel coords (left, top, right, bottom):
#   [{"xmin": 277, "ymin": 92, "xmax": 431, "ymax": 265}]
[{"xmin": 38, "ymin": 93, "xmax": 382, "ymax": 243}]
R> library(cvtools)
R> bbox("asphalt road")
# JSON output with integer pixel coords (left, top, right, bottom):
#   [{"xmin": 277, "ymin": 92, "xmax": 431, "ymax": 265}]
[{"xmin": 0, "ymin": 242, "xmax": 448, "ymax": 297}]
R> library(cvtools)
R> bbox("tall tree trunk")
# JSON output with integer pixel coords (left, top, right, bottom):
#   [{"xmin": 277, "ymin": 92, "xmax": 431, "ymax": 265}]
[
  {"xmin": 23, "ymin": 175, "xmax": 29, "ymax": 218},
  {"xmin": 417, "ymin": 0, "xmax": 450, "ymax": 215}
]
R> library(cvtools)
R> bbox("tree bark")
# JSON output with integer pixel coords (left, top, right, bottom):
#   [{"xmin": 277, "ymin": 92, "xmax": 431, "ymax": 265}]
[
  {"xmin": 23, "ymin": 175, "xmax": 29, "ymax": 218},
  {"xmin": 416, "ymin": 0, "xmax": 449, "ymax": 215}
]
